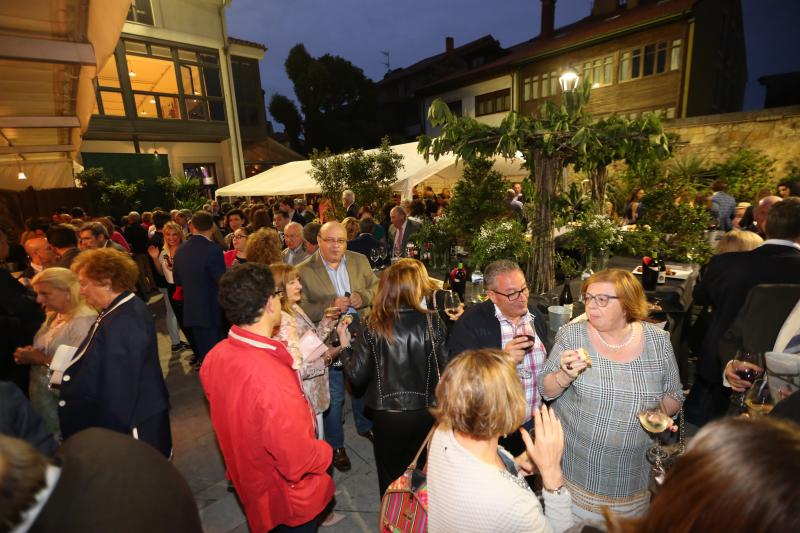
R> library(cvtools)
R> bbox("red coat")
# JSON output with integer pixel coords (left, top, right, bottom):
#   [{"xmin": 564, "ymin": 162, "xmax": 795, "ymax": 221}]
[{"xmin": 200, "ymin": 326, "xmax": 333, "ymax": 532}]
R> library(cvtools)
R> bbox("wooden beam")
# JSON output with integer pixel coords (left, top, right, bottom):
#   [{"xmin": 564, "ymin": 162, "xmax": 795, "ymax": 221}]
[
  {"xmin": 0, "ymin": 116, "xmax": 80, "ymax": 128},
  {"xmin": 0, "ymin": 35, "xmax": 95, "ymax": 66},
  {"xmin": 0, "ymin": 144, "xmax": 76, "ymax": 154}
]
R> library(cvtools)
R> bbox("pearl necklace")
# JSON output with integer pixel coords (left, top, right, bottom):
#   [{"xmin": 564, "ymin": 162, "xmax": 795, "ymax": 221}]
[{"xmin": 595, "ymin": 323, "xmax": 635, "ymax": 350}]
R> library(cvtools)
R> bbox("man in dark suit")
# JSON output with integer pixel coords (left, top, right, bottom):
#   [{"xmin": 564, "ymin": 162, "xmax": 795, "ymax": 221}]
[
  {"xmin": 279, "ymin": 197, "xmax": 307, "ymax": 226},
  {"xmin": 298, "ymin": 222, "xmax": 378, "ymax": 471},
  {"xmin": 347, "ymin": 217, "xmax": 382, "ymax": 264},
  {"xmin": 449, "ymin": 259, "xmax": 550, "ymax": 455},
  {"xmin": 686, "ymin": 197, "xmax": 800, "ymax": 426},
  {"xmin": 0, "ymin": 428, "xmax": 202, "ymax": 533},
  {"xmin": 46, "ymin": 225, "xmax": 81, "ymax": 269},
  {"xmin": 173, "ymin": 211, "xmax": 226, "ymax": 367},
  {"xmin": 342, "ymin": 189, "xmax": 359, "ymax": 219},
  {"xmin": 387, "ymin": 206, "xmax": 421, "ymax": 259}
]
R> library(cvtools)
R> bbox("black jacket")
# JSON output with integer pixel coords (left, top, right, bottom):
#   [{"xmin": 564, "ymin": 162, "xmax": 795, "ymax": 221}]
[
  {"xmin": 448, "ymin": 299, "xmax": 551, "ymax": 357},
  {"xmin": 343, "ymin": 309, "xmax": 448, "ymax": 411},
  {"xmin": 693, "ymin": 244, "xmax": 800, "ymax": 382}
]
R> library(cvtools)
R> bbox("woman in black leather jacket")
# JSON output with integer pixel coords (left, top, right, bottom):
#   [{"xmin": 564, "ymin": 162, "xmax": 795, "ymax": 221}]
[{"xmin": 340, "ymin": 258, "xmax": 449, "ymax": 497}]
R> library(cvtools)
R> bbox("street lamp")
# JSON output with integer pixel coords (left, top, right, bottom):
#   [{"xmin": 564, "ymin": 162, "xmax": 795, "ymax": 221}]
[{"xmin": 558, "ymin": 69, "xmax": 580, "ymax": 92}]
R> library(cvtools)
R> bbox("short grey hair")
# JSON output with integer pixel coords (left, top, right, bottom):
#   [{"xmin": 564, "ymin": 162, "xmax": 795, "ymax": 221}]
[
  {"xmin": 342, "ymin": 189, "xmax": 355, "ymax": 201},
  {"xmin": 127, "ymin": 211, "xmax": 141, "ymax": 223},
  {"xmin": 484, "ymin": 260, "xmax": 524, "ymax": 290}
]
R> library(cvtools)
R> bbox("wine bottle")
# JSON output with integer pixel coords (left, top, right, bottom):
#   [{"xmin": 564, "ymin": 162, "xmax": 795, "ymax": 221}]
[
  {"xmin": 450, "ymin": 262, "xmax": 467, "ymax": 301},
  {"xmin": 656, "ymin": 252, "xmax": 667, "ymax": 284},
  {"xmin": 559, "ymin": 278, "xmax": 574, "ymax": 318}
]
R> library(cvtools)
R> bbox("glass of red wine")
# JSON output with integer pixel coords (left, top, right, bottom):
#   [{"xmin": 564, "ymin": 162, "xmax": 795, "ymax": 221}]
[{"xmin": 730, "ymin": 350, "xmax": 765, "ymax": 408}]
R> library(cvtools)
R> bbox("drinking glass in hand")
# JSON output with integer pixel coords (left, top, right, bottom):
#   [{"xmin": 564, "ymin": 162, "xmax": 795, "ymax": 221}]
[
  {"xmin": 744, "ymin": 377, "xmax": 774, "ymax": 417},
  {"xmin": 443, "ymin": 291, "xmax": 461, "ymax": 321},
  {"xmin": 638, "ymin": 398, "xmax": 671, "ymax": 480},
  {"xmin": 730, "ymin": 350, "xmax": 765, "ymax": 408}
]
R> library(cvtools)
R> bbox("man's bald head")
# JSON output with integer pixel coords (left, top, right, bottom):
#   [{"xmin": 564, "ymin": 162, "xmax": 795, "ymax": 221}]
[
  {"xmin": 23, "ymin": 237, "xmax": 54, "ymax": 266},
  {"xmin": 283, "ymin": 222, "xmax": 303, "ymax": 250},
  {"xmin": 318, "ymin": 222, "xmax": 347, "ymax": 264},
  {"xmin": 755, "ymin": 195, "xmax": 782, "ymax": 234},
  {"xmin": 390, "ymin": 206, "xmax": 407, "ymax": 229}
]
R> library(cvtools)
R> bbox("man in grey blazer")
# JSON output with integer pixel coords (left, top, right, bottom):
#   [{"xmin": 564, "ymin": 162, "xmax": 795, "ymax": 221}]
[
  {"xmin": 297, "ymin": 221, "xmax": 378, "ymax": 471},
  {"xmin": 387, "ymin": 206, "xmax": 421, "ymax": 258},
  {"xmin": 280, "ymin": 222, "xmax": 309, "ymax": 266}
]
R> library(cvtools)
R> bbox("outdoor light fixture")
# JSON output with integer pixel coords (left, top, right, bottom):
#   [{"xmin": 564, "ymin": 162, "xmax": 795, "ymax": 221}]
[
  {"xmin": 559, "ymin": 69, "xmax": 580, "ymax": 92},
  {"xmin": 129, "ymin": 71, "xmax": 136, "ymax": 77},
  {"xmin": 18, "ymin": 171, "xmax": 27, "ymax": 180}
]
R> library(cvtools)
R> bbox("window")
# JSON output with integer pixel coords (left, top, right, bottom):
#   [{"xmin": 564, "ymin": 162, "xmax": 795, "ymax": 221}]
[
  {"xmin": 549, "ymin": 71, "xmax": 558, "ymax": 95},
  {"xmin": 670, "ymin": 39, "xmax": 682, "ymax": 71},
  {"xmin": 94, "ymin": 39, "xmax": 225, "ymax": 122},
  {"xmin": 184, "ymin": 163, "xmax": 217, "ymax": 187},
  {"xmin": 127, "ymin": 0, "xmax": 154, "ymax": 25},
  {"xmin": 475, "ymin": 89, "xmax": 511, "ymax": 116},
  {"xmin": 446, "ymin": 100, "xmax": 462, "ymax": 117},
  {"xmin": 523, "ymin": 77, "xmax": 531, "ymax": 101},
  {"xmin": 621, "ymin": 40, "xmax": 676, "ymax": 81},
  {"xmin": 541, "ymin": 72, "xmax": 550, "ymax": 97},
  {"xmin": 582, "ymin": 54, "xmax": 615, "ymax": 87}
]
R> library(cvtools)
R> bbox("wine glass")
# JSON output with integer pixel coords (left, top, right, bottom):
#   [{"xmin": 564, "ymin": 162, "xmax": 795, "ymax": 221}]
[
  {"xmin": 638, "ymin": 398, "xmax": 672, "ymax": 482},
  {"xmin": 744, "ymin": 377, "xmax": 774, "ymax": 417},
  {"xmin": 730, "ymin": 350, "xmax": 765, "ymax": 408},
  {"xmin": 443, "ymin": 291, "xmax": 461, "ymax": 321}
]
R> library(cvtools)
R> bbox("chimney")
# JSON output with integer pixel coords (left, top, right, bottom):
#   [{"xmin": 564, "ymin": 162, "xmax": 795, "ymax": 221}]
[
  {"xmin": 540, "ymin": 0, "xmax": 555, "ymax": 40},
  {"xmin": 445, "ymin": 36, "xmax": 454, "ymax": 52}
]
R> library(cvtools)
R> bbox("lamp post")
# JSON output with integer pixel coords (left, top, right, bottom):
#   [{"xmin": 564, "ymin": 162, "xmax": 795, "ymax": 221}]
[{"xmin": 558, "ymin": 69, "xmax": 580, "ymax": 92}]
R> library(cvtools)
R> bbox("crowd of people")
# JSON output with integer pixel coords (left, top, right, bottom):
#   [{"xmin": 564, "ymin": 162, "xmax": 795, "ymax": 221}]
[{"xmin": 0, "ymin": 183, "xmax": 798, "ymax": 533}]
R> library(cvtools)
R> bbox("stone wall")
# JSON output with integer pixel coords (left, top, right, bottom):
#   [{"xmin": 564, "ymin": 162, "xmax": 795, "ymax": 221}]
[{"xmin": 664, "ymin": 105, "xmax": 800, "ymax": 174}]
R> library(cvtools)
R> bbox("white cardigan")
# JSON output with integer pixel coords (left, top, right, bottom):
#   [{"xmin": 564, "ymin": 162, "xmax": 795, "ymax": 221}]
[{"xmin": 427, "ymin": 428, "xmax": 574, "ymax": 533}]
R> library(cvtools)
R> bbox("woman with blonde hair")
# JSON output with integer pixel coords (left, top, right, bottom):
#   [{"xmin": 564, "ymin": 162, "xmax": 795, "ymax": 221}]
[
  {"xmin": 340, "ymin": 259, "xmax": 449, "ymax": 497},
  {"xmin": 342, "ymin": 217, "xmax": 360, "ymax": 241},
  {"xmin": 714, "ymin": 229, "xmax": 763, "ymax": 255},
  {"xmin": 245, "ymin": 228, "xmax": 282, "ymax": 265},
  {"xmin": 13, "ymin": 267, "xmax": 97, "ymax": 436},
  {"xmin": 539, "ymin": 268, "xmax": 682, "ymax": 522},
  {"xmin": 428, "ymin": 349, "xmax": 573, "ymax": 533}
]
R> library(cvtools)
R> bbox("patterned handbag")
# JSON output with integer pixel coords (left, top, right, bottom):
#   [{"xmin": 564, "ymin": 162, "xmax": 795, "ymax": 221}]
[{"xmin": 378, "ymin": 425, "xmax": 436, "ymax": 533}]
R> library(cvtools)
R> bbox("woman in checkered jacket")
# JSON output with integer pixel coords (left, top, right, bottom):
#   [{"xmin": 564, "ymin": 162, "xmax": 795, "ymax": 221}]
[{"xmin": 539, "ymin": 269, "xmax": 683, "ymax": 523}]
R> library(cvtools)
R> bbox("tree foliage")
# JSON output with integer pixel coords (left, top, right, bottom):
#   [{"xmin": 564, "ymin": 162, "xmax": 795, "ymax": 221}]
[
  {"xmin": 711, "ymin": 147, "xmax": 776, "ymax": 202},
  {"xmin": 157, "ymin": 175, "xmax": 206, "ymax": 212},
  {"xmin": 309, "ymin": 136, "xmax": 403, "ymax": 219},
  {"xmin": 268, "ymin": 94, "xmax": 303, "ymax": 149},
  {"xmin": 76, "ymin": 168, "xmax": 142, "ymax": 219},
  {"xmin": 419, "ymin": 79, "xmax": 674, "ymax": 292},
  {"xmin": 284, "ymin": 44, "xmax": 380, "ymax": 152},
  {"xmin": 447, "ymin": 158, "xmax": 508, "ymax": 240}
]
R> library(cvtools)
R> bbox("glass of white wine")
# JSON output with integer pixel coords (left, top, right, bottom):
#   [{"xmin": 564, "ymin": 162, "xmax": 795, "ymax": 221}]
[
  {"xmin": 638, "ymin": 398, "xmax": 672, "ymax": 481},
  {"xmin": 443, "ymin": 291, "xmax": 461, "ymax": 321},
  {"xmin": 744, "ymin": 377, "xmax": 774, "ymax": 417}
]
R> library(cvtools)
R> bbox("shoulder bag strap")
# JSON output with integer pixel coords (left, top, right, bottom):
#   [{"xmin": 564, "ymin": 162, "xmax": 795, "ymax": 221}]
[{"xmin": 408, "ymin": 424, "xmax": 437, "ymax": 471}]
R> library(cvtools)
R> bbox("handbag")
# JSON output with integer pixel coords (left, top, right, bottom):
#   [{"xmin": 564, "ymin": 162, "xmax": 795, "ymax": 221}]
[{"xmin": 379, "ymin": 425, "xmax": 436, "ymax": 533}]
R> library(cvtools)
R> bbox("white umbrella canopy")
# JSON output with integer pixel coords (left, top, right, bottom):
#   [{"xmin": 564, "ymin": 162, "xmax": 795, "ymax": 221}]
[{"xmin": 215, "ymin": 141, "xmax": 528, "ymax": 198}]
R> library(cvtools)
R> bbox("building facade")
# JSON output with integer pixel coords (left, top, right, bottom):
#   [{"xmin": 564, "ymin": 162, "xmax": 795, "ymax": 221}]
[
  {"xmin": 80, "ymin": 0, "xmax": 265, "ymax": 191},
  {"xmin": 409, "ymin": 0, "xmax": 747, "ymax": 135}
]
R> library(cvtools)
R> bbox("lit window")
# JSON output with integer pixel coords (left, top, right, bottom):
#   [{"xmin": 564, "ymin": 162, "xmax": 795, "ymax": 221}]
[
  {"xmin": 97, "ymin": 55, "xmax": 120, "ymax": 88},
  {"xmin": 181, "ymin": 64, "xmax": 203, "ymax": 96},
  {"xmin": 523, "ymin": 78, "xmax": 531, "ymax": 101},
  {"xmin": 159, "ymin": 96, "xmax": 182, "ymax": 119},
  {"xmin": 541, "ymin": 73, "xmax": 550, "ymax": 97},
  {"xmin": 532, "ymin": 75, "xmax": 539, "ymax": 99},
  {"xmin": 186, "ymin": 98, "xmax": 207, "ymax": 120},
  {"xmin": 604, "ymin": 56, "xmax": 613, "ymax": 85},
  {"xmin": 133, "ymin": 93, "xmax": 158, "ymax": 117},
  {"xmin": 550, "ymin": 71, "xmax": 558, "ymax": 95},
  {"xmin": 670, "ymin": 39, "xmax": 681, "ymax": 71},
  {"xmin": 126, "ymin": 55, "xmax": 179, "ymax": 93},
  {"xmin": 100, "ymin": 91, "xmax": 125, "ymax": 116},
  {"xmin": 620, "ymin": 51, "xmax": 631, "ymax": 81}
]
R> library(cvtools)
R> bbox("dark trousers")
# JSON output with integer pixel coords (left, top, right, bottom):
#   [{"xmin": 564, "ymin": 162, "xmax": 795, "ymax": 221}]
[
  {"xmin": 191, "ymin": 325, "xmax": 225, "ymax": 363},
  {"xmin": 372, "ymin": 409, "xmax": 434, "ymax": 498}
]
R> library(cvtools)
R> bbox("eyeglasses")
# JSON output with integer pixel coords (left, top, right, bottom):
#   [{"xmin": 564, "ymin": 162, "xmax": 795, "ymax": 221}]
[
  {"xmin": 232, "ymin": 234, "xmax": 248, "ymax": 240},
  {"xmin": 320, "ymin": 237, "xmax": 347, "ymax": 245},
  {"xmin": 583, "ymin": 293, "xmax": 619, "ymax": 307},
  {"xmin": 489, "ymin": 286, "xmax": 529, "ymax": 301}
]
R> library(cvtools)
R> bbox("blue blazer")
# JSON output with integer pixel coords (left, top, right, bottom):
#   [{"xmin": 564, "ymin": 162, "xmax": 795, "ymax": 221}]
[
  {"xmin": 58, "ymin": 293, "xmax": 170, "ymax": 453},
  {"xmin": 173, "ymin": 235, "xmax": 226, "ymax": 327}
]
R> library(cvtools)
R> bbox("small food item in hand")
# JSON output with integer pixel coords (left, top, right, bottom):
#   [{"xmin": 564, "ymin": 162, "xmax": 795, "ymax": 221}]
[
  {"xmin": 576, "ymin": 347, "xmax": 593, "ymax": 368},
  {"xmin": 340, "ymin": 314, "xmax": 353, "ymax": 327}
]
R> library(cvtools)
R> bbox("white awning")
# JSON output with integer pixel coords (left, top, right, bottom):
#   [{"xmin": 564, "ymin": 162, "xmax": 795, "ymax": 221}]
[
  {"xmin": 0, "ymin": 0, "xmax": 131, "ymax": 190},
  {"xmin": 215, "ymin": 141, "xmax": 528, "ymax": 198}
]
